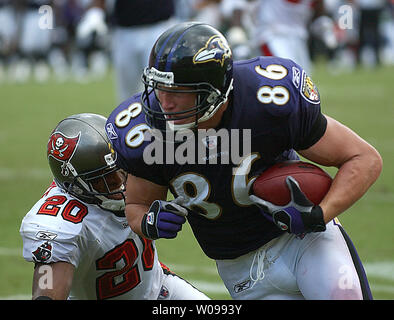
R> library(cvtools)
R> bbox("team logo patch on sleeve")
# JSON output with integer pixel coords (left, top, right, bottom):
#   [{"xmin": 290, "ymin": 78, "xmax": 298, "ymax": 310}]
[
  {"xmin": 32, "ymin": 241, "xmax": 53, "ymax": 263},
  {"xmin": 300, "ymin": 71, "xmax": 320, "ymax": 104},
  {"xmin": 158, "ymin": 285, "xmax": 170, "ymax": 299}
]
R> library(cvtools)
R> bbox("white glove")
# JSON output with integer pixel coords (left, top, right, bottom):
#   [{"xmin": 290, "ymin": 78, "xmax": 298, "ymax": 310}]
[
  {"xmin": 310, "ymin": 16, "xmax": 338, "ymax": 50},
  {"xmin": 77, "ymin": 7, "xmax": 108, "ymax": 41}
]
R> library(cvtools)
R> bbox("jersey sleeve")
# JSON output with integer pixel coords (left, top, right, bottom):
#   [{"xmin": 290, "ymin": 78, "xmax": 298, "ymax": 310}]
[
  {"xmin": 106, "ymin": 95, "xmax": 168, "ymax": 186},
  {"xmin": 239, "ymin": 56, "xmax": 327, "ymax": 151},
  {"xmin": 287, "ymin": 63, "xmax": 327, "ymax": 150},
  {"xmin": 19, "ymin": 188, "xmax": 85, "ymax": 267}
]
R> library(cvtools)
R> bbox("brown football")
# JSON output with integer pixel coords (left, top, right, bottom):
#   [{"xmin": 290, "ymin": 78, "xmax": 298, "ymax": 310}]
[{"xmin": 252, "ymin": 161, "xmax": 332, "ymax": 206}]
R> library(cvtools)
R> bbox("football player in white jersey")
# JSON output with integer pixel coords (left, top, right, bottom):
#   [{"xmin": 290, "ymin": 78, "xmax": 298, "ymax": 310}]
[
  {"xmin": 20, "ymin": 113, "xmax": 209, "ymax": 300},
  {"xmin": 252, "ymin": 0, "xmax": 336, "ymax": 74}
]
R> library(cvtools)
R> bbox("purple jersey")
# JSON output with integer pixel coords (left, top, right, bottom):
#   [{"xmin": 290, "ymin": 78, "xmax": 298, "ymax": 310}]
[{"xmin": 106, "ymin": 56, "xmax": 327, "ymax": 259}]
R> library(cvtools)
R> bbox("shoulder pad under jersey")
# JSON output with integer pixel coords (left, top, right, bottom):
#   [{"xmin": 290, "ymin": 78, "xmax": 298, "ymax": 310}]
[
  {"xmin": 106, "ymin": 94, "xmax": 151, "ymax": 173},
  {"xmin": 19, "ymin": 186, "xmax": 89, "ymax": 265},
  {"xmin": 233, "ymin": 56, "xmax": 320, "ymax": 118}
]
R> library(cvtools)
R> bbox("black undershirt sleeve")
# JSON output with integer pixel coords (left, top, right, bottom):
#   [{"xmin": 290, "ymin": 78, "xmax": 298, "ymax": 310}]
[{"xmin": 295, "ymin": 113, "xmax": 328, "ymax": 151}]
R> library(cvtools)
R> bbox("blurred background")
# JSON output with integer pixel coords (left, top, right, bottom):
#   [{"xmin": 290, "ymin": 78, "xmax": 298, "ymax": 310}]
[{"xmin": 0, "ymin": 0, "xmax": 393, "ymax": 300}]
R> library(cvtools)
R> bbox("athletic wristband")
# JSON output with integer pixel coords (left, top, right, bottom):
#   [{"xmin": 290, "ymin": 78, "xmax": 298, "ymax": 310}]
[{"xmin": 306, "ymin": 205, "xmax": 326, "ymax": 232}]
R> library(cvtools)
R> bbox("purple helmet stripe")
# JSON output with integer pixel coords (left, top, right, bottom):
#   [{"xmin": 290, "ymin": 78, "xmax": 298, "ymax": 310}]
[
  {"xmin": 154, "ymin": 30, "xmax": 178, "ymax": 69},
  {"xmin": 165, "ymin": 23, "xmax": 201, "ymax": 72}
]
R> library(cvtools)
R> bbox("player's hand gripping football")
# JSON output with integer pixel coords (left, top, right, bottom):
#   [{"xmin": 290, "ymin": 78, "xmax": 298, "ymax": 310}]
[
  {"xmin": 141, "ymin": 197, "xmax": 188, "ymax": 240},
  {"xmin": 249, "ymin": 176, "xmax": 326, "ymax": 236}
]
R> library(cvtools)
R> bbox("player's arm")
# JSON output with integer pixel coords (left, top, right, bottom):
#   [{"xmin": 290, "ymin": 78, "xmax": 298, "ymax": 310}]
[
  {"xmin": 298, "ymin": 115, "xmax": 383, "ymax": 223},
  {"xmin": 125, "ymin": 174, "xmax": 168, "ymax": 237},
  {"xmin": 32, "ymin": 262, "xmax": 75, "ymax": 300},
  {"xmin": 125, "ymin": 174, "xmax": 188, "ymax": 240},
  {"xmin": 250, "ymin": 115, "xmax": 382, "ymax": 235}
]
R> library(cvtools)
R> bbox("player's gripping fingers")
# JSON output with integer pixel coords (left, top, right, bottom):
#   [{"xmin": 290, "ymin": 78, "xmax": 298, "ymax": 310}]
[
  {"xmin": 141, "ymin": 200, "xmax": 187, "ymax": 240},
  {"xmin": 249, "ymin": 194, "xmax": 282, "ymax": 215},
  {"xmin": 157, "ymin": 223, "xmax": 183, "ymax": 239},
  {"xmin": 157, "ymin": 212, "xmax": 186, "ymax": 238},
  {"xmin": 272, "ymin": 207, "xmax": 305, "ymax": 234},
  {"xmin": 286, "ymin": 176, "xmax": 314, "ymax": 207},
  {"xmin": 157, "ymin": 211, "xmax": 186, "ymax": 231},
  {"xmin": 159, "ymin": 211, "xmax": 186, "ymax": 225},
  {"xmin": 158, "ymin": 220, "xmax": 184, "ymax": 232},
  {"xmin": 162, "ymin": 197, "xmax": 189, "ymax": 217}
]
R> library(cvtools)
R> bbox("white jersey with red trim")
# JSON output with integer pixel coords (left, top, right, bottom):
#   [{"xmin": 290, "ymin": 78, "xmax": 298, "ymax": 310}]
[
  {"xmin": 19, "ymin": 183, "xmax": 184, "ymax": 300},
  {"xmin": 254, "ymin": 0, "xmax": 316, "ymax": 44}
]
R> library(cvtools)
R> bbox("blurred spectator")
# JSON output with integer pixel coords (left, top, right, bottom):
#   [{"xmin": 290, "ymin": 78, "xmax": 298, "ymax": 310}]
[
  {"xmin": 20, "ymin": 1, "xmax": 53, "ymax": 81},
  {"xmin": 0, "ymin": 0, "xmax": 19, "ymax": 81},
  {"xmin": 355, "ymin": 0, "xmax": 386, "ymax": 67},
  {"xmin": 0, "ymin": 1, "xmax": 19, "ymax": 58},
  {"xmin": 220, "ymin": 0, "xmax": 338, "ymax": 74},
  {"xmin": 220, "ymin": 0, "xmax": 255, "ymax": 60},
  {"xmin": 1, "ymin": 1, "xmax": 54, "ymax": 82},
  {"xmin": 380, "ymin": 0, "xmax": 394, "ymax": 65},
  {"xmin": 78, "ymin": 0, "xmax": 178, "ymax": 102},
  {"xmin": 0, "ymin": 0, "xmax": 392, "ymax": 85},
  {"xmin": 189, "ymin": 0, "xmax": 223, "ymax": 28},
  {"xmin": 254, "ymin": 0, "xmax": 338, "ymax": 74},
  {"xmin": 0, "ymin": 0, "xmax": 109, "ymax": 83},
  {"xmin": 323, "ymin": 0, "xmax": 393, "ymax": 71},
  {"xmin": 73, "ymin": 0, "xmax": 111, "ymax": 82}
]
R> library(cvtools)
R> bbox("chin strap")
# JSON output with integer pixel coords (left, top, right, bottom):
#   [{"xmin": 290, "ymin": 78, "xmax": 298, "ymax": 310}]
[{"xmin": 98, "ymin": 196, "xmax": 125, "ymax": 212}]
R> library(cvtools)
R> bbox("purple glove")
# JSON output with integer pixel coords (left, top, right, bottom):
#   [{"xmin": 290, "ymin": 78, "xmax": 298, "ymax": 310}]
[
  {"xmin": 249, "ymin": 176, "xmax": 326, "ymax": 236},
  {"xmin": 141, "ymin": 197, "xmax": 188, "ymax": 240}
]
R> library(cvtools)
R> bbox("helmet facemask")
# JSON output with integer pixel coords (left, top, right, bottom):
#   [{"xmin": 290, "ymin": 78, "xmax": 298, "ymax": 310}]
[
  {"xmin": 142, "ymin": 67, "xmax": 233, "ymax": 134},
  {"xmin": 65, "ymin": 166, "xmax": 127, "ymax": 214},
  {"xmin": 141, "ymin": 22, "xmax": 233, "ymax": 139}
]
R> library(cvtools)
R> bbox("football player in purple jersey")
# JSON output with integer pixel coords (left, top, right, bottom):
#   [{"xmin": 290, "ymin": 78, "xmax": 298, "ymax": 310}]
[{"xmin": 105, "ymin": 22, "xmax": 382, "ymax": 300}]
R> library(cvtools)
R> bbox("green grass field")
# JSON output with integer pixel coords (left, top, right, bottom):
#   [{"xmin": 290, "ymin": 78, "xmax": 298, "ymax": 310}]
[{"xmin": 0, "ymin": 62, "xmax": 393, "ymax": 300}]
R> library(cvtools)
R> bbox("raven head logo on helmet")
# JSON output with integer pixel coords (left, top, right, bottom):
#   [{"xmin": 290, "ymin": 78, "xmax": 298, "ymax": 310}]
[{"xmin": 193, "ymin": 35, "xmax": 231, "ymax": 67}]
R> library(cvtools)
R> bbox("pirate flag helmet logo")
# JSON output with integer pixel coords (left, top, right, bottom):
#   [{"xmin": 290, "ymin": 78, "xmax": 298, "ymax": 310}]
[{"xmin": 47, "ymin": 132, "xmax": 80, "ymax": 176}]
